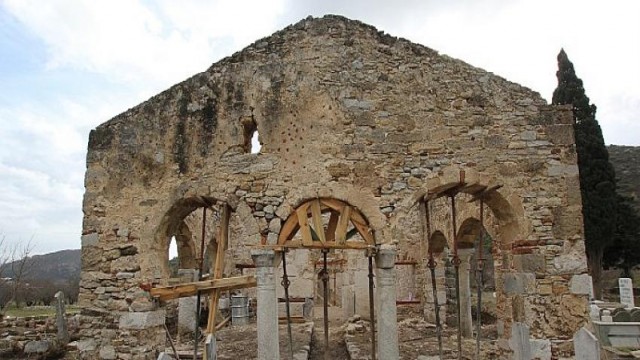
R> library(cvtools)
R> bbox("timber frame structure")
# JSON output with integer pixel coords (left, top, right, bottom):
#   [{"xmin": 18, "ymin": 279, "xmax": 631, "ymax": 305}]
[{"xmin": 79, "ymin": 15, "xmax": 591, "ymax": 359}]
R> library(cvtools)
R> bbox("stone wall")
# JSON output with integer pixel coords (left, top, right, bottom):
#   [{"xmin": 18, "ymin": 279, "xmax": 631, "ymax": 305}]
[{"xmin": 80, "ymin": 15, "xmax": 589, "ymax": 358}]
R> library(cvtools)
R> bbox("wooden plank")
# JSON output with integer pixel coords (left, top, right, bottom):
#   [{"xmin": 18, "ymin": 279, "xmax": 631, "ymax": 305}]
[
  {"xmin": 151, "ymin": 275, "xmax": 257, "ymax": 301},
  {"xmin": 278, "ymin": 317, "xmax": 307, "ymax": 324},
  {"xmin": 257, "ymin": 240, "xmax": 372, "ymax": 250},
  {"xmin": 296, "ymin": 204, "xmax": 313, "ymax": 246},
  {"xmin": 321, "ymin": 198, "xmax": 368, "ymax": 226},
  {"xmin": 319, "ymin": 198, "xmax": 344, "ymax": 212},
  {"xmin": 278, "ymin": 212, "xmax": 299, "ymax": 244},
  {"xmin": 350, "ymin": 215, "xmax": 375, "ymax": 245},
  {"xmin": 336, "ymin": 205, "xmax": 351, "ymax": 245},
  {"xmin": 215, "ymin": 316, "xmax": 231, "ymax": 331},
  {"xmin": 207, "ymin": 204, "xmax": 230, "ymax": 334},
  {"xmin": 326, "ymin": 211, "xmax": 339, "ymax": 243},
  {"xmin": 310, "ymin": 199, "xmax": 326, "ymax": 243}
]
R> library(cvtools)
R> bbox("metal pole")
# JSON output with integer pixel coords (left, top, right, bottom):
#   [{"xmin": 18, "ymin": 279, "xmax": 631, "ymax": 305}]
[
  {"xmin": 450, "ymin": 194, "xmax": 463, "ymax": 360},
  {"xmin": 425, "ymin": 199, "xmax": 443, "ymax": 359},
  {"xmin": 322, "ymin": 249, "xmax": 330, "ymax": 360},
  {"xmin": 368, "ymin": 252, "xmax": 377, "ymax": 360},
  {"xmin": 281, "ymin": 250, "xmax": 294, "ymax": 359},
  {"xmin": 195, "ymin": 206, "xmax": 207, "ymax": 360},
  {"xmin": 474, "ymin": 199, "xmax": 485, "ymax": 359}
]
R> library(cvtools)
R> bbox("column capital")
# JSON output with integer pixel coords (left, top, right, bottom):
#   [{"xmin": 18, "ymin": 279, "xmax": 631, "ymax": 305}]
[
  {"xmin": 376, "ymin": 243, "xmax": 397, "ymax": 269},
  {"xmin": 251, "ymin": 249, "xmax": 276, "ymax": 268}
]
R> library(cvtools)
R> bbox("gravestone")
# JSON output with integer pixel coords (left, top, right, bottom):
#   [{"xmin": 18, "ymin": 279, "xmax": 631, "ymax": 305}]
[
  {"xmin": 619, "ymin": 278, "xmax": 634, "ymax": 308},
  {"xmin": 574, "ymin": 327, "xmax": 600, "ymax": 360},
  {"xmin": 612, "ymin": 309, "xmax": 631, "ymax": 322},
  {"xmin": 54, "ymin": 291, "xmax": 69, "ymax": 344}
]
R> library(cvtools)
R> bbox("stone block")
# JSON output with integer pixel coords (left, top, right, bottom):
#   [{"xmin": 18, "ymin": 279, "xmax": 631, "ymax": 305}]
[
  {"xmin": 509, "ymin": 322, "xmax": 532, "ymax": 360},
  {"xmin": 569, "ymin": 274, "xmax": 594, "ymax": 297},
  {"xmin": 24, "ymin": 340, "xmax": 50, "ymax": 354},
  {"xmin": 503, "ymin": 273, "xmax": 536, "ymax": 295},
  {"xmin": 81, "ymin": 233, "xmax": 99, "ymax": 247},
  {"xmin": 530, "ymin": 339, "xmax": 551, "ymax": 360},
  {"xmin": 513, "ymin": 253, "xmax": 545, "ymax": 273},
  {"xmin": 178, "ymin": 297, "xmax": 197, "ymax": 333},
  {"xmin": 119, "ymin": 310, "xmax": 165, "ymax": 330},
  {"xmin": 99, "ymin": 345, "xmax": 117, "ymax": 359}
]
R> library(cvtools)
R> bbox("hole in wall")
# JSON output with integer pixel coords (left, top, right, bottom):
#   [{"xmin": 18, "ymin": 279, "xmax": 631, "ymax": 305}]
[
  {"xmin": 168, "ymin": 236, "xmax": 178, "ymax": 277},
  {"xmin": 243, "ymin": 119, "xmax": 261, "ymax": 154}
]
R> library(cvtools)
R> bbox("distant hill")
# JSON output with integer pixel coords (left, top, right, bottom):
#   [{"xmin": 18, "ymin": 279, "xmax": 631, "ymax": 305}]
[
  {"xmin": 3, "ymin": 249, "xmax": 80, "ymax": 285},
  {"xmin": 608, "ymin": 145, "xmax": 640, "ymax": 212}
]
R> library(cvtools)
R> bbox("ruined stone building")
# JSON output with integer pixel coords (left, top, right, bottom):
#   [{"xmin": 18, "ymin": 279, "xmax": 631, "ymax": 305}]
[{"xmin": 80, "ymin": 15, "xmax": 590, "ymax": 359}]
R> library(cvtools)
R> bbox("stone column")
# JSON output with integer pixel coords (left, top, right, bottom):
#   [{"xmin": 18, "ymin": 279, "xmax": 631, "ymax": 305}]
[
  {"xmin": 458, "ymin": 248, "xmax": 474, "ymax": 338},
  {"xmin": 251, "ymin": 249, "xmax": 280, "ymax": 360},
  {"xmin": 375, "ymin": 244, "xmax": 399, "ymax": 360},
  {"xmin": 54, "ymin": 291, "xmax": 69, "ymax": 344}
]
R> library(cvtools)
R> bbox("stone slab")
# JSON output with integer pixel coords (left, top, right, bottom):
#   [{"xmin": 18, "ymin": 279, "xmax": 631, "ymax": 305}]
[
  {"xmin": 24, "ymin": 340, "xmax": 50, "ymax": 354},
  {"xmin": 574, "ymin": 327, "xmax": 600, "ymax": 360},
  {"xmin": 119, "ymin": 310, "xmax": 165, "ymax": 330},
  {"xmin": 509, "ymin": 322, "xmax": 532, "ymax": 360},
  {"xmin": 570, "ymin": 274, "xmax": 594, "ymax": 298}
]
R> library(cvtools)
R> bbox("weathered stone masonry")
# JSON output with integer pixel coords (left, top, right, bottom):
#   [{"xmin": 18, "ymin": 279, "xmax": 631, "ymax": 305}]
[{"xmin": 80, "ymin": 15, "xmax": 589, "ymax": 358}]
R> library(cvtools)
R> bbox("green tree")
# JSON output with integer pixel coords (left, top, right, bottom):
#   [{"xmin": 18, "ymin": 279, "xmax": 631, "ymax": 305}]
[
  {"xmin": 604, "ymin": 195, "xmax": 640, "ymax": 277},
  {"xmin": 552, "ymin": 49, "xmax": 618, "ymax": 299}
]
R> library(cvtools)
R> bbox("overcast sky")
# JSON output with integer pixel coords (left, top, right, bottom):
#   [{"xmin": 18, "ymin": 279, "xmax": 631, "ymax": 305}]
[{"xmin": 1, "ymin": 0, "xmax": 638, "ymax": 255}]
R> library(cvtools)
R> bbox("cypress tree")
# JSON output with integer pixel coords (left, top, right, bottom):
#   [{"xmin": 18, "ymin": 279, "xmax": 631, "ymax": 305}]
[
  {"xmin": 604, "ymin": 195, "xmax": 640, "ymax": 277},
  {"xmin": 552, "ymin": 49, "xmax": 618, "ymax": 299}
]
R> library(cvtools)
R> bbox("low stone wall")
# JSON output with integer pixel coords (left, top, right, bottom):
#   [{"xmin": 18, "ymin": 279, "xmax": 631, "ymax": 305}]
[{"xmin": 0, "ymin": 311, "xmax": 129, "ymax": 359}]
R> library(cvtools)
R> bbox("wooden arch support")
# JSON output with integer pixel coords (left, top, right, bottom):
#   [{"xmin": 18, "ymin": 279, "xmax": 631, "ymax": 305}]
[{"xmin": 276, "ymin": 198, "xmax": 375, "ymax": 250}]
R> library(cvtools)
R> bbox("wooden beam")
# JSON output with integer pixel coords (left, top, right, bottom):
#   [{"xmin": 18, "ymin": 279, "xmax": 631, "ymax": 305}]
[
  {"xmin": 207, "ymin": 203, "xmax": 230, "ymax": 334},
  {"xmin": 215, "ymin": 316, "xmax": 231, "ymax": 331},
  {"xmin": 150, "ymin": 275, "xmax": 257, "ymax": 301},
  {"xmin": 296, "ymin": 204, "xmax": 313, "ymax": 246},
  {"xmin": 336, "ymin": 205, "xmax": 351, "ymax": 245},
  {"xmin": 310, "ymin": 199, "xmax": 326, "ymax": 243},
  {"xmin": 350, "ymin": 217, "xmax": 375, "ymax": 245},
  {"xmin": 257, "ymin": 240, "xmax": 372, "ymax": 250},
  {"xmin": 326, "ymin": 211, "xmax": 339, "ymax": 242},
  {"xmin": 278, "ymin": 212, "xmax": 299, "ymax": 245},
  {"xmin": 321, "ymin": 198, "xmax": 368, "ymax": 226}
]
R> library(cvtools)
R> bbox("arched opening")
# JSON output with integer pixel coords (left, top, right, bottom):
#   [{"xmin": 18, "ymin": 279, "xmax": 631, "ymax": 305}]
[
  {"xmin": 153, "ymin": 196, "xmax": 229, "ymax": 344},
  {"xmin": 454, "ymin": 217, "xmax": 498, "ymax": 340},
  {"xmin": 275, "ymin": 198, "xmax": 377, "ymax": 359},
  {"xmin": 419, "ymin": 176, "xmax": 519, "ymax": 357}
]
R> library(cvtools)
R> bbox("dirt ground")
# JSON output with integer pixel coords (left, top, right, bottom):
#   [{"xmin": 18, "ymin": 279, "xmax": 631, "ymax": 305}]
[{"xmin": 162, "ymin": 305, "xmax": 498, "ymax": 359}]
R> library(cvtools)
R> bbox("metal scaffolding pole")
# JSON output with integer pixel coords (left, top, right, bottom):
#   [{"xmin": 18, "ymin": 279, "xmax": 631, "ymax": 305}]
[
  {"xmin": 281, "ymin": 250, "xmax": 294, "ymax": 359},
  {"xmin": 321, "ymin": 249, "xmax": 330, "ymax": 360},
  {"xmin": 368, "ymin": 251, "xmax": 377, "ymax": 360},
  {"xmin": 450, "ymin": 193, "xmax": 463, "ymax": 360},
  {"xmin": 425, "ymin": 200, "xmax": 443, "ymax": 359},
  {"xmin": 194, "ymin": 206, "xmax": 207, "ymax": 360},
  {"xmin": 474, "ymin": 199, "xmax": 485, "ymax": 359}
]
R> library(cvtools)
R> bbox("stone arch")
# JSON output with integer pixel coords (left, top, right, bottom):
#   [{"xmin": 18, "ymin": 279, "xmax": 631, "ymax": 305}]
[
  {"xmin": 428, "ymin": 230, "xmax": 448, "ymax": 255},
  {"xmin": 456, "ymin": 218, "xmax": 482, "ymax": 249},
  {"xmin": 153, "ymin": 196, "xmax": 226, "ymax": 279}
]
